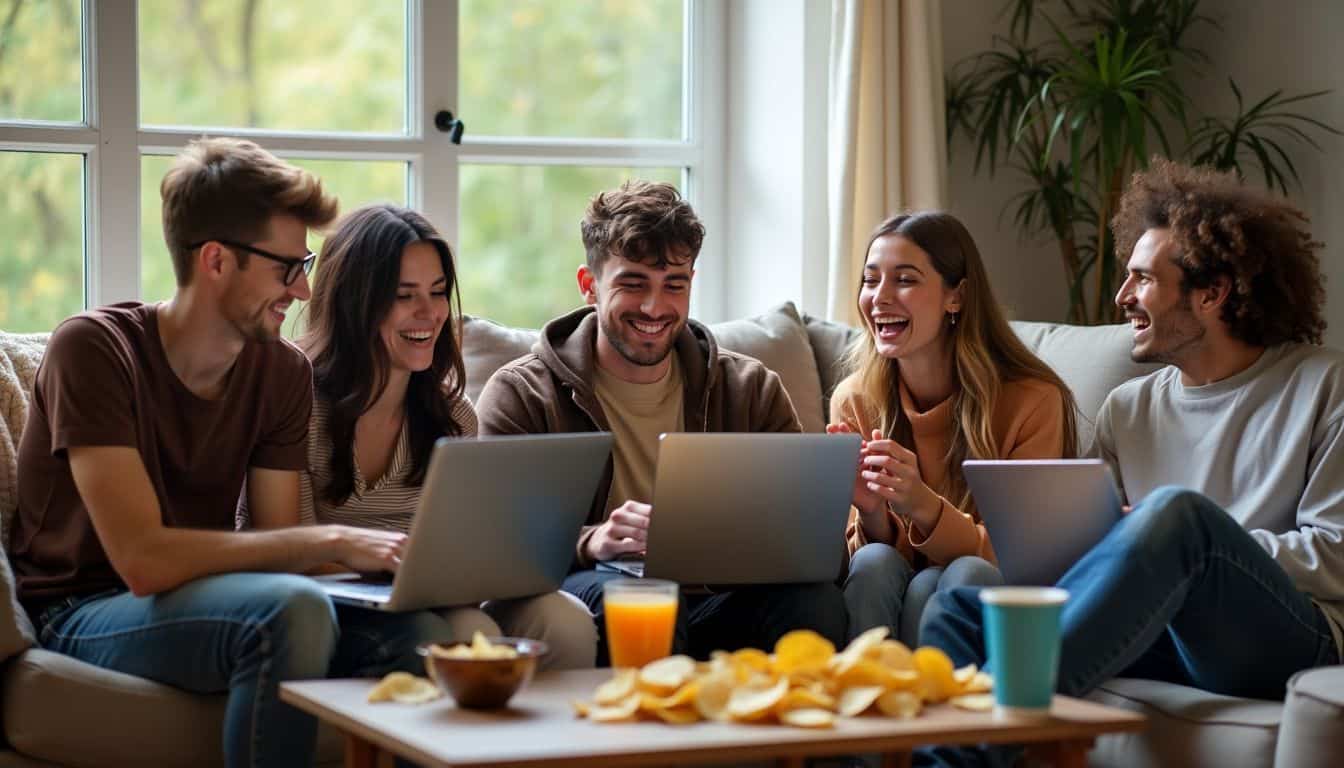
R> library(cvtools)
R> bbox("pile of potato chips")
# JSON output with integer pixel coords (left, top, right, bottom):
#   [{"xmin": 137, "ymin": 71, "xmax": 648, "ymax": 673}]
[{"xmin": 572, "ymin": 627, "xmax": 993, "ymax": 728}]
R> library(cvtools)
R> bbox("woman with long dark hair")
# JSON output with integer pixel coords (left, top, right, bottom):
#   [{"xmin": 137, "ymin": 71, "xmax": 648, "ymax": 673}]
[
  {"xmin": 830, "ymin": 211, "xmax": 1079, "ymax": 644},
  {"xmin": 254, "ymin": 204, "xmax": 595, "ymax": 669}
]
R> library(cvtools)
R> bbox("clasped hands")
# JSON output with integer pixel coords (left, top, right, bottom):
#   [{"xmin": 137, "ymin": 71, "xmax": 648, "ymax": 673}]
[{"xmin": 825, "ymin": 423, "xmax": 942, "ymax": 537}]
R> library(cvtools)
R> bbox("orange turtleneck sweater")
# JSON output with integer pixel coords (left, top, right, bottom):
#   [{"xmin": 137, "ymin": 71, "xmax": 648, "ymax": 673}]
[{"xmin": 829, "ymin": 371, "xmax": 1068, "ymax": 568}]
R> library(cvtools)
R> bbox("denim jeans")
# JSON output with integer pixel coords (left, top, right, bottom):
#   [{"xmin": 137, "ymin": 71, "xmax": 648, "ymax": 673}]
[
  {"xmin": 913, "ymin": 486, "xmax": 1340, "ymax": 768},
  {"xmin": 38, "ymin": 572, "xmax": 464, "ymax": 768},
  {"xmin": 562, "ymin": 569, "xmax": 848, "ymax": 665},
  {"xmin": 844, "ymin": 543, "xmax": 1002, "ymax": 645}
]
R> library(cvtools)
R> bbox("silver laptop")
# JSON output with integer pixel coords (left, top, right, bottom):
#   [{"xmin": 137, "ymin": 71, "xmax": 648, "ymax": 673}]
[
  {"xmin": 962, "ymin": 459, "xmax": 1124, "ymax": 586},
  {"xmin": 317, "ymin": 433, "xmax": 612, "ymax": 611},
  {"xmin": 601, "ymin": 433, "xmax": 860, "ymax": 584}
]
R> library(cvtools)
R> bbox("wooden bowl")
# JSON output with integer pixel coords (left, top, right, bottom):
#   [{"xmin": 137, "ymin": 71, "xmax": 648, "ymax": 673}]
[{"xmin": 417, "ymin": 637, "xmax": 549, "ymax": 709}]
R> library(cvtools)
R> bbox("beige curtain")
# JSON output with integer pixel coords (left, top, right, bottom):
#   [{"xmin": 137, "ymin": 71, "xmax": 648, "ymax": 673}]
[{"xmin": 827, "ymin": 0, "xmax": 947, "ymax": 325}]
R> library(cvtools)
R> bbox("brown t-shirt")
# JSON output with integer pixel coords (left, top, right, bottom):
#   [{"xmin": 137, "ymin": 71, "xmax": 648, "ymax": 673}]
[{"xmin": 10, "ymin": 302, "xmax": 313, "ymax": 606}]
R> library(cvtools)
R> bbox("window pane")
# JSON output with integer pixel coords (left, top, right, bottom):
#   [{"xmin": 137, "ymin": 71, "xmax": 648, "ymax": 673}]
[
  {"xmin": 458, "ymin": 164, "xmax": 682, "ymax": 329},
  {"xmin": 460, "ymin": 0, "xmax": 684, "ymax": 139},
  {"xmin": 0, "ymin": 152, "xmax": 84, "ymax": 332},
  {"xmin": 138, "ymin": 1, "xmax": 406, "ymax": 134},
  {"xmin": 141, "ymin": 155, "xmax": 408, "ymax": 337},
  {"xmin": 0, "ymin": 0, "xmax": 83, "ymax": 123}
]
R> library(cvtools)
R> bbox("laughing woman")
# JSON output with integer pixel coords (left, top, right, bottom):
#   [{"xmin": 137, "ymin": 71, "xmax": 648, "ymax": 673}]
[
  {"xmin": 251, "ymin": 204, "xmax": 596, "ymax": 669},
  {"xmin": 829, "ymin": 212, "xmax": 1078, "ymax": 645}
]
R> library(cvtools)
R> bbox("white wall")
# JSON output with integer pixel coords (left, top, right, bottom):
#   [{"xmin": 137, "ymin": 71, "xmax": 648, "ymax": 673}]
[
  {"xmin": 719, "ymin": 0, "xmax": 831, "ymax": 322},
  {"xmin": 942, "ymin": 0, "xmax": 1344, "ymax": 345}
]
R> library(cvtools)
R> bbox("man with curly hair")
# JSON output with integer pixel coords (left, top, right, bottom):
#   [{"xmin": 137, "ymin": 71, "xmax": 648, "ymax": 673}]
[{"xmin": 916, "ymin": 159, "xmax": 1342, "ymax": 765}]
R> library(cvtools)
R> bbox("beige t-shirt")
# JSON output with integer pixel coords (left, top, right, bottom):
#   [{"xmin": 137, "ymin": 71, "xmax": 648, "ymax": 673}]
[{"xmin": 593, "ymin": 356, "xmax": 685, "ymax": 514}]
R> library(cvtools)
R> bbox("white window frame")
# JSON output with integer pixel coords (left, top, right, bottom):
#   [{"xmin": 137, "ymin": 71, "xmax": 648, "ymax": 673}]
[{"xmin": 0, "ymin": 0, "xmax": 726, "ymax": 325}]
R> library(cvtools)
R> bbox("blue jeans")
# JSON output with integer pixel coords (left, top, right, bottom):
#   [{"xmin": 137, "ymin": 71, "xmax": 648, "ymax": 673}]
[
  {"xmin": 914, "ymin": 486, "xmax": 1340, "ymax": 767},
  {"xmin": 38, "ymin": 572, "xmax": 460, "ymax": 768},
  {"xmin": 562, "ymin": 569, "xmax": 848, "ymax": 664},
  {"xmin": 844, "ymin": 543, "xmax": 1002, "ymax": 645}
]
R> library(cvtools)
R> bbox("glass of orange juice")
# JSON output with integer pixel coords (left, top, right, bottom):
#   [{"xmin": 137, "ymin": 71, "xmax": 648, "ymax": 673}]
[{"xmin": 603, "ymin": 578, "xmax": 678, "ymax": 668}]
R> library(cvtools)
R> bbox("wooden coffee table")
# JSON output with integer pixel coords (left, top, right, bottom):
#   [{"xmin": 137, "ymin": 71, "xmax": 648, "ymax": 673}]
[{"xmin": 281, "ymin": 669, "xmax": 1144, "ymax": 768}]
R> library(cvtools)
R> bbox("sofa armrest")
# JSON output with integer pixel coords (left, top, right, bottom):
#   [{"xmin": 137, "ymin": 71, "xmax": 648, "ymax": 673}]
[{"xmin": 1275, "ymin": 665, "xmax": 1344, "ymax": 768}]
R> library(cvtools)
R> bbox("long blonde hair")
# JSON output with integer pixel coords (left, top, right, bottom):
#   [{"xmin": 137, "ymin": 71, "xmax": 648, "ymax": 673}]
[{"xmin": 842, "ymin": 212, "xmax": 1079, "ymax": 518}]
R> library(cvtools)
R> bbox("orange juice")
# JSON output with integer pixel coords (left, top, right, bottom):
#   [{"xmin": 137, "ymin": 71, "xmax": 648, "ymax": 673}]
[{"xmin": 604, "ymin": 587, "xmax": 678, "ymax": 668}]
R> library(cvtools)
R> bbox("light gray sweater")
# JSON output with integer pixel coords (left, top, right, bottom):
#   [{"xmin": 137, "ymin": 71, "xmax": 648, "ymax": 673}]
[{"xmin": 1094, "ymin": 343, "xmax": 1344, "ymax": 655}]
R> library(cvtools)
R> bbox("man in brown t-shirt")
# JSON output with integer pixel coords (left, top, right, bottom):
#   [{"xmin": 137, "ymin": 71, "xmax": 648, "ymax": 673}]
[{"xmin": 8, "ymin": 138, "xmax": 420, "ymax": 768}]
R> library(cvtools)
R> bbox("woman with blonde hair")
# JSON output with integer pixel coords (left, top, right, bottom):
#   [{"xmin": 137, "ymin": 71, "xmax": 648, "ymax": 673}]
[{"xmin": 829, "ymin": 211, "xmax": 1078, "ymax": 644}]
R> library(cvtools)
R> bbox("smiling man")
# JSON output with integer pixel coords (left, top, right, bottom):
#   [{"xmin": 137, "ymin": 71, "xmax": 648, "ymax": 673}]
[
  {"xmin": 10, "ymin": 138, "xmax": 417, "ymax": 768},
  {"xmin": 913, "ymin": 158, "xmax": 1344, "ymax": 767},
  {"xmin": 476, "ymin": 180, "xmax": 847, "ymax": 662}
]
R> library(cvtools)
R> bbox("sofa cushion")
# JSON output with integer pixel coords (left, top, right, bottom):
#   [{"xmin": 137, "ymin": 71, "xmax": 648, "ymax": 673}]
[
  {"xmin": 1, "ymin": 648, "xmax": 343, "ymax": 767},
  {"xmin": 1274, "ymin": 665, "xmax": 1344, "ymax": 768},
  {"xmin": 1008, "ymin": 322, "xmax": 1161, "ymax": 450},
  {"xmin": 708, "ymin": 302, "xmax": 825, "ymax": 433},
  {"xmin": 1086, "ymin": 677, "xmax": 1281, "ymax": 768},
  {"xmin": 463, "ymin": 304, "xmax": 828, "ymax": 433},
  {"xmin": 461, "ymin": 317, "xmax": 540, "ymax": 405},
  {"xmin": 0, "ymin": 552, "xmax": 32, "ymax": 666},
  {"xmin": 801, "ymin": 313, "xmax": 862, "ymax": 418}
]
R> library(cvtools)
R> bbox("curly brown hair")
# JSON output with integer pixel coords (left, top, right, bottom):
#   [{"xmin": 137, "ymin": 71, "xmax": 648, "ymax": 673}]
[
  {"xmin": 1111, "ymin": 158, "xmax": 1326, "ymax": 346},
  {"xmin": 581, "ymin": 180, "xmax": 705, "ymax": 273}
]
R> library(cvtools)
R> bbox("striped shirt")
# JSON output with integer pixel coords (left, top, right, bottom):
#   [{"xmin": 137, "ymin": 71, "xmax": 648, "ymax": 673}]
[{"xmin": 298, "ymin": 393, "xmax": 478, "ymax": 531}]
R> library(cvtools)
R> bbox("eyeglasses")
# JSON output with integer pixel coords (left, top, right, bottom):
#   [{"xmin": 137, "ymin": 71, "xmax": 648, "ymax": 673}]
[{"xmin": 190, "ymin": 238, "xmax": 316, "ymax": 286}]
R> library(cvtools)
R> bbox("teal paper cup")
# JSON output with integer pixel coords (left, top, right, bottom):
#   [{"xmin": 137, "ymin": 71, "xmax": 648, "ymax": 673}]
[{"xmin": 981, "ymin": 586, "xmax": 1069, "ymax": 720}]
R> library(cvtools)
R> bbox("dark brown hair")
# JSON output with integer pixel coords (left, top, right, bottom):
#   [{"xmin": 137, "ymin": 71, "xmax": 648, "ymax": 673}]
[
  {"xmin": 302, "ymin": 204, "xmax": 466, "ymax": 505},
  {"xmin": 580, "ymin": 180, "xmax": 705, "ymax": 273},
  {"xmin": 160, "ymin": 137, "xmax": 338, "ymax": 286},
  {"xmin": 844, "ymin": 212, "xmax": 1079, "ymax": 517},
  {"xmin": 1112, "ymin": 158, "xmax": 1326, "ymax": 346}
]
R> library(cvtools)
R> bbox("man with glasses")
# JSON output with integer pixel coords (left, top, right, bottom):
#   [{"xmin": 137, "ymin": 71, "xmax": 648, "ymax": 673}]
[{"xmin": 10, "ymin": 138, "xmax": 417, "ymax": 767}]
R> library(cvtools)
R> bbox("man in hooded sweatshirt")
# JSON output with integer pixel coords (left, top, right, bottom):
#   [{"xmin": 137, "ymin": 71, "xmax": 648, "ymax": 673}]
[{"xmin": 476, "ymin": 180, "xmax": 848, "ymax": 663}]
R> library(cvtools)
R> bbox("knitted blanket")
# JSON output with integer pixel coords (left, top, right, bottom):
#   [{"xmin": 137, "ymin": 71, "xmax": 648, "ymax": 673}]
[{"xmin": 0, "ymin": 331, "xmax": 48, "ymax": 549}]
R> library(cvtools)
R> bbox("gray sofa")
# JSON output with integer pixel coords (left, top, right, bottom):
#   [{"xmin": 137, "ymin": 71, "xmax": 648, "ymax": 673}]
[{"xmin": 2, "ymin": 304, "xmax": 1342, "ymax": 767}]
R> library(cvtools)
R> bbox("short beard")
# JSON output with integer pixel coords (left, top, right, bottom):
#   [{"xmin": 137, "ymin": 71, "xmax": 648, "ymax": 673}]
[
  {"xmin": 1131, "ymin": 299, "xmax": 1203, "ymax": 366},
  {"xmin": 598, "ymin": 313, "xmax": 677, "ymax": 367}
]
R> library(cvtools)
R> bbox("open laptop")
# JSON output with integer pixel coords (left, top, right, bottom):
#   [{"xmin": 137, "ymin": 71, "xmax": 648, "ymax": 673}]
[
  {"xmin": 599, "ymin": 433, "xmax": 861, "ymax": 584},
  {"xmin": 316, "ymin": 433, "xmax": 612, "ymax": 611},
  {"xmin": 962, "ymin": 459, "xmax": 1124, "ymax": 586}
]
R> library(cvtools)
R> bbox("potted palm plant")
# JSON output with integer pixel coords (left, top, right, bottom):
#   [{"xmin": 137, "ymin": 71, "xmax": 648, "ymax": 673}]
[{"xmin": 946, "ymin": 0, "xmax": 1341, "ymax": 323}]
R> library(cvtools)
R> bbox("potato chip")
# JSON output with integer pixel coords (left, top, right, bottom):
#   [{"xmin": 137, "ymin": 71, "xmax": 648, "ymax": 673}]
[
  {"xmin": 836, "ymin": 685, "xmax": 885, "ymax": 717},
  {"xmin": 694, "ymin": 671, "xmax": 736, "ymax": 722},
  {"xmin": 953, "ymin": 664, "xmax": 978, "ymax": 686},
  {"xmin": 595, "ymin": 668, "xmax": 637, "ymax": 705},
  {"xmin": 572, "ymin": 699, "xmax": 592, "ymax": 717},
  {"xmin": 639, "ymin": 655, "xmax": 697, "ymax": 693},
  {"xmin": 367, "ymin": 672, "xmax": 441, "ymax": 704},
  {"xmin": 913, "ymin": 647, "xmax": 957, "ymax": 702},
  {"xmin": 588, "ymin": 694, "xmax": 641, "ymax": 722},
  {"xmin": 729, "ymin": 647, "xmax": 773, "ymax": 673},
  {"xmin": 779, "ymin": 707, "xmax": 836, "ymax": 728},
  {"xmin": 773, "ymin": 630, "xmax": 836, "ymax": 675},
  {"xmin": 640, "ymin": 681, "xmax": 700, "ymax": 711},
  {"xmin": 650, "ymin": 706, "xmax": 701, "ymax": 725},
  {"xmin": 874, "ymin": 639, "xmax": 915, "ymax": 671},
  {"xmin": 831, "ymin": 626, "xmax": 889, "ymax": 675},
  {"xmin": 835, "ymin": 659, "xmax": 906, "ymax": 690},
  {"xmin": 950, "ymin": 694, "xmax": 995, "ymax": 712},
  {"xmin": 726, "ymin": 676, "xmax": 789, "ymax": 721},
  {"xmin": 775, "ymin": 687, "xmax": 837, "ymax": 713},
  {"xmin": 876, "ymin": 690, "xmax": 922, "ymax": 719},
  {"xmin": 963, "ymin": 671, "xmax": 994, "ymax": 694}
]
